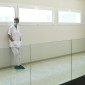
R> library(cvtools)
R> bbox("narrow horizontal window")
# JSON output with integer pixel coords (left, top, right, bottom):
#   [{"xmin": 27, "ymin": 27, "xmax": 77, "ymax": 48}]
[
  {"xmin": 58, "ymin": 11, "xmax": 81, "ymax": 23},
  {"xmin": 19, "ymin": 8, "xmax": 53, "ymax": 23},
  {"xmin": 0, "ymin": 7, "xmax": 15, "ymax": 22}
]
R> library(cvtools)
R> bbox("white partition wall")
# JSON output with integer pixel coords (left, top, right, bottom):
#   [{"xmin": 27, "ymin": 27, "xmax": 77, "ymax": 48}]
[
  {"xmin": 72, "ymin": 38, "xmax": 85, "ymax": 79},
  {"xmin": 31, "ymin": 40, "xmax": 72, "ymax": 85},
  {"xmin": 0, "ymin": 39, "xmax": 85, "ymax": 68},
  {"xmin": 31, "ymin": 41, "xmax": 71, "ymax": 62}
]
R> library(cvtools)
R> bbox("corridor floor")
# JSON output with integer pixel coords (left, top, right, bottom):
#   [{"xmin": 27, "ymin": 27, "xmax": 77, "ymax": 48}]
[{"xmin": 0, "ymin": 52, "xmax": 85, "ymax": 85}]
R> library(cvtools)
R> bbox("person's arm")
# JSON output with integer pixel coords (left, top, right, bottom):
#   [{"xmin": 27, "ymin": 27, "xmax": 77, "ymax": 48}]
[
  {"xmin": 8, "ymin": 26, "xmax": 14, "ymax": 42},
  {"xmin": 8, "ymin": 34, "xmax": 14, "ymax": 41}
]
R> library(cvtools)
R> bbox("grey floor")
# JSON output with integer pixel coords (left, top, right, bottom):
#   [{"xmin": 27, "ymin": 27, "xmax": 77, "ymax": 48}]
[{"xmin": 0, "ymin": 52, "xmax": 85, "ymax": 85}]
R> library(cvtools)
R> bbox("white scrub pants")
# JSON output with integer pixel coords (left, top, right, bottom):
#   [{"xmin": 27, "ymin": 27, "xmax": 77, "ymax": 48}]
[{"xmin": 11, "ymin": 47, "xmax": 21, "ymax": 66}]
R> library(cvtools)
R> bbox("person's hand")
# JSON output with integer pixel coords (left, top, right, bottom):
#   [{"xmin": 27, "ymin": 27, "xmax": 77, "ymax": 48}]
[
  {"xmin": 13, "ymin": 41, "xmax": 21, "ymax": 47},
  {"xmin": 13, "ymin": 41, "xmax": 17, "ymax": 46},
  {"xmin": 11, "ymin": 39, "xmax": 14, "ymax": 42}
]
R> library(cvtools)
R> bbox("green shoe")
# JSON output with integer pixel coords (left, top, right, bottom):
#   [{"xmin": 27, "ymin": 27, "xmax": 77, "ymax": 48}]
[
  {"xmin": 14, "ymin": 66, "xmax": 21, "ymax": 70},
  {"xmin": 19, "ymin": 65, "xmax": 25, "ymax": 69}
]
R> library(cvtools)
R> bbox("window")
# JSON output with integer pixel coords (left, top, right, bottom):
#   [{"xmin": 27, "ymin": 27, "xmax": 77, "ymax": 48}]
[
  {"xmin": 58, "ymin": 11, "xmax": 81, "ymax": 23},
  {"xmin": 0, "ymin": 6, "xmax": 15, "ymax": 22},
  {"xmin": 19, "ymin": 8, "xmax": 53, "ymax": 23}
]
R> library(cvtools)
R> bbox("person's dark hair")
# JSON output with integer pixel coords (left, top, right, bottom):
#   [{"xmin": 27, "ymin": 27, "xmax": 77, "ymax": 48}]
[{"xmin": 14, "ymin": 18, "xmax": 19, "ymax": 22}]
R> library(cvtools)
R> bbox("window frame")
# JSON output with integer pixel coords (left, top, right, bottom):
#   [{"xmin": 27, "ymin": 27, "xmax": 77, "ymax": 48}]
[
  {"xmin": 0, "ymin": 2, "xmax": 17, "ymax": 25},
  {"xmin": 57, "ymin": 9, "xmax": 82, "ymax": 25},
  {"xmin": 18, "ymin": 5, "xmax": 55, "ymax": 25}
]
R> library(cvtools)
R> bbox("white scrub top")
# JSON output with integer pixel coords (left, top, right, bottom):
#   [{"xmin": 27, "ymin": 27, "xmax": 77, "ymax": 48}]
[{"xmin": 8, "ymin": 25, "xmax": 21, "ymax": 47}]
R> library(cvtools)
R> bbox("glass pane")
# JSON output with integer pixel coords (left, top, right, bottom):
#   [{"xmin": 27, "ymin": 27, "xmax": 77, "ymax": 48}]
[
  {"xmin": 58, "ymin": 11, "xmax": 81, "ymax": 23},
  {"xmin": 72, "ymin": 38, "xmax": 85, "ymax": 79},
  {"xmin": 0, "ymin": 48, "xmax": 12, "ymax": 85},
  {"xmin": 19, "ymin": 8, "xmax": 53, "ymax": 22},
  {"xmin": 31, "ymin": 40, "xmax": 71, "ymax": 85},
  {"xmin": 0, "ymin": 46, "xmax": 30, "ymax": 85},
  {"xmin": 0, "ymin": 7, "xmax": 15, "ymax": 22}
]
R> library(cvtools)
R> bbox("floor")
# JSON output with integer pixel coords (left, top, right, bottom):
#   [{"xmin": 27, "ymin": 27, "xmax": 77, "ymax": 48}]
[{"xmin": 0, "ymin": 52, "xmax": 85, "ymax": 85}]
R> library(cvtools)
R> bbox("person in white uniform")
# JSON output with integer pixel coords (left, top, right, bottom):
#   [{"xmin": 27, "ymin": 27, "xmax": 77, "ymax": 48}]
[{"xmin": 8, "ymin": 18, "xmax": 25, "ymax": 69}]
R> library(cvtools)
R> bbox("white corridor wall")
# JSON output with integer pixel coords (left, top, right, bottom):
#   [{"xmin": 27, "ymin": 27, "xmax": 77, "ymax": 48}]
[{"xmin": 0, "ymin": 0, "xmax": 85, "ymax": 68}]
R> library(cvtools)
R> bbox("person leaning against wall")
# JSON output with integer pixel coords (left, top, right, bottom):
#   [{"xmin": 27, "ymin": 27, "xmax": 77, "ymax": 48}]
[{"xmin": 8, "ymin": 18, "xmax": 25, "ymax": 70}]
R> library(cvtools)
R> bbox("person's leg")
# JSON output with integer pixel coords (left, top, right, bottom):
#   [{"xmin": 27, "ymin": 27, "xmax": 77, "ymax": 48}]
[
  {"xmin": 11, "ymin": 47, "xmax": 21, "ymax": 66},
  {"xmin": 11, "ymin": 47, "xmax": 25, "ymax": 69},
  {"xmin": 17, "ymin": 48, "xmax": 25, "ymax": 69}
]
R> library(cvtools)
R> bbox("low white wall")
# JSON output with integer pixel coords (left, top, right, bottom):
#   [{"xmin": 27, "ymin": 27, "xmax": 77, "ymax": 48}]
[
  {"xmin": 72, "ymin": 38, "xmax": 85, "ymax": 53},
  {"xmin": 0, "ymin": 39, "xmax": 85, "ymax": 68},
  {"xmin": 31, "ymin": 40, "xmax": 71, "ymax": 61},
  {"xmin": 0, "ymin": 45, "xmax": 30, "ymax": 68}
]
